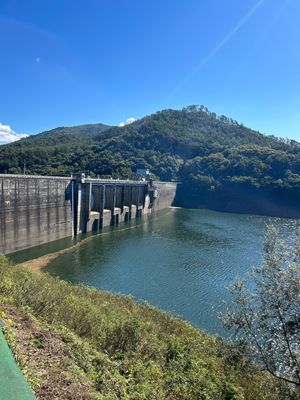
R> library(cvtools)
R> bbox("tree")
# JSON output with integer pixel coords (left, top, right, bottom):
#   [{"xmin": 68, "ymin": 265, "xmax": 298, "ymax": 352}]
[{"xmin": 222, "ymin": 225, "xmax": 300, "ymax": 390}]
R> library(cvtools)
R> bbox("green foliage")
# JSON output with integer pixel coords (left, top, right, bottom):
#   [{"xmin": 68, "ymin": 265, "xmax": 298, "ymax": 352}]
[
  {"xmin": 0, "ymin": 256, "xmax": 285, "ymax": 399},
  {"xmin": 0, "ymin": 106, "xmax": 297, "ymax": 178},
  {"xmin": 0, "ymin": 106, "xmax": 299, "ymax": 214},
  {"xmin": 222, "ymin": 226, "xmax": 300, "ymax": 397}
]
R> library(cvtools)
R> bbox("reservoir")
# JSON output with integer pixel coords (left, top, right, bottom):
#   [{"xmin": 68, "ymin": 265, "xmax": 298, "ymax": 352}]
[{"xmin": 11, "ymin": 208, "xmax": 297, "ymax": 335}]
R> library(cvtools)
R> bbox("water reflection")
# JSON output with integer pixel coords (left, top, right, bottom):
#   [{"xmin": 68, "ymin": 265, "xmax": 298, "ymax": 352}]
[{"xmin": 13, "ymin": 208, "xmax": 298, "ymax": 335}]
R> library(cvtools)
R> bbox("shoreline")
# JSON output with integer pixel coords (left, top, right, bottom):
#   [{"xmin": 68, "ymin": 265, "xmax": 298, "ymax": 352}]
[
  {"xmin": 18, "ymin": 222, "xmax": 150, "ymax": 273},
  {"xmin": 17, "ymin": 205, "xmax": 298, "ymax": 273},
  {"xmin": 18, "ymin": 208, "xmax": 175, "ymax": 273}
]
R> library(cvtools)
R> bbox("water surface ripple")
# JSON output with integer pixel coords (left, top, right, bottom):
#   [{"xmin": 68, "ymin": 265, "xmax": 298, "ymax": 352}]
[{"xmin": 42, "ymin": 209, "xmax": 297, "ymax": 335}]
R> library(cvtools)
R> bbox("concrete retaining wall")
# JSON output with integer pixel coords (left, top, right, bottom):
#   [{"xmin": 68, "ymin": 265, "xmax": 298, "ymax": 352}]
[
  {"xmin": 0, "ymin": 175, "xmax": 177, "ymax": 254},
  {"xmin": 152, "ymin": 181, "xmax": 177, "ymax": 211},
  {"xmin": 0, "ymin": 175, "xmax": 72, "ymax": 254}
]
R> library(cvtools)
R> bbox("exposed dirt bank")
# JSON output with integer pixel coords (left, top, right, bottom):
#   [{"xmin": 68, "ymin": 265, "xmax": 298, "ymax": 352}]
[{"xmin": 19, "ymin": 223, "xmax": 145, "ymax": 272}]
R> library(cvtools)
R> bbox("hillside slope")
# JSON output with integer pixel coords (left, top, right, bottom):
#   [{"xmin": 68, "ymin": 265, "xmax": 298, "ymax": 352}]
[
  {"xmin": 0, "ymin": 255, "xmax": 290, "ymax": 399},
  {"xmin": 0, "ymin": 106, "xmax": 299, "ymax": 216}
]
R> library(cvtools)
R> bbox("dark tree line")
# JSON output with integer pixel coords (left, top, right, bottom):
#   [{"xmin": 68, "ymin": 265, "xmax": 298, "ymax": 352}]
[{"xmin": 0, "ymin": 106, "xmax": 299, "ymax": 216}]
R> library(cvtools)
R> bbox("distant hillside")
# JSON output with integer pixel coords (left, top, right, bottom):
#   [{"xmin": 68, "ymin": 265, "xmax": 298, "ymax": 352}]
[
  {"xmin": 13, "ymin": 122, "xmax": 111, "ymax": 146},
  {"xmin": 0, "ymin": 105, "xmax": 299, "ymax": 216}
]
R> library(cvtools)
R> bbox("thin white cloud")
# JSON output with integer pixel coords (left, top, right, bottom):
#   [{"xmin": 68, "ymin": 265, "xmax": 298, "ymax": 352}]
[
  {"xmin": 119, "ymin": 117, "xmax": 136, "ymax": 127},
  {"xmin": 0, "ymin": 123, "xmax": 28, "ymax": 145},
  {"xmin": 35, "ymin": 57, "xmax": 41, "ymax": 63}
]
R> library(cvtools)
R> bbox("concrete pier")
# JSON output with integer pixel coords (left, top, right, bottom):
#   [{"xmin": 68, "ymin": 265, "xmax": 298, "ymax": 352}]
[{"xmin": 0, "ymin": 174, "xmax": 177, "ymax": 254}]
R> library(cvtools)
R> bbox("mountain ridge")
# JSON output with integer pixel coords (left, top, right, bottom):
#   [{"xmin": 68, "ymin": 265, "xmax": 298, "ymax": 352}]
[
  {"xmin": 0, "ymin": 105, "xmax": 299, "ymax": 217},
  {"xmin": 10, "ymin": 122, "xmax": 111, "ymax": 146},
  {"xmin": 3, "ymin": 106, "xmax": 298, "ymax": 150}
]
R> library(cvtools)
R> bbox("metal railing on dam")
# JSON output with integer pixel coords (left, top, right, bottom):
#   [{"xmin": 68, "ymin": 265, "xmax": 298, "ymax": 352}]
[{"xmin": 0, "ymin": 174, "xmax": 177, "ymax": 254}]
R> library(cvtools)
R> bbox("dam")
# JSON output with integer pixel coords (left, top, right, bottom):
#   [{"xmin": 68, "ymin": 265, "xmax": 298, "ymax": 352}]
[{"xmin": 0, "ymin": 174, "xmax": 177, "ymax": 254}]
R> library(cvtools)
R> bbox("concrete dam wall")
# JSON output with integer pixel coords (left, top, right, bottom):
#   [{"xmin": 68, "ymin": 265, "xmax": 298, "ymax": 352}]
[
  {"xmin": 0, "ymin": 174, "xmax": 177, "ymax": 254},
  {"xmin": 0, "ymin": 175, "xmax": 72, "ymax": 254}
]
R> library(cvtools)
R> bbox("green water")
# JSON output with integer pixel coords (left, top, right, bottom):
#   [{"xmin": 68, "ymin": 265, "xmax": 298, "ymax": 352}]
[{"xmin": 11, "ymin": 208, "xmax": 298, "ymax": 335}]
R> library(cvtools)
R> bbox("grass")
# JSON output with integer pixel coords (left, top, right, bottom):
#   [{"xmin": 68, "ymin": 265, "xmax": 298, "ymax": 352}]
[{"xmin": 0, "ymin": 254, "xmax": 291, "ymax": 399}]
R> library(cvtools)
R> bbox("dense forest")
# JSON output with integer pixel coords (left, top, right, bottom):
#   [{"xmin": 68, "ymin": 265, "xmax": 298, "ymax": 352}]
[{"xmin": 0, "ymin": 105, "xmax": 299, "ymax": 217}]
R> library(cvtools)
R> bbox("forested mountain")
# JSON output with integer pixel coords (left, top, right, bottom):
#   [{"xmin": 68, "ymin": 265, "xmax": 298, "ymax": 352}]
[
  {"xmin": 0, "ymin": 105, "xmax": 299, "ymax": 216},
  {"xmin": 19, "ymin": 122, "xmax": 110, "ymax": 146}
]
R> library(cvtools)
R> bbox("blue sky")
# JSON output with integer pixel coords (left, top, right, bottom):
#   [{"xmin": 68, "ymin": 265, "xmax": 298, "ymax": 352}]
[{"xmin": 0, "ymin": 0, "xmax": 300, "ymax": 143}]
